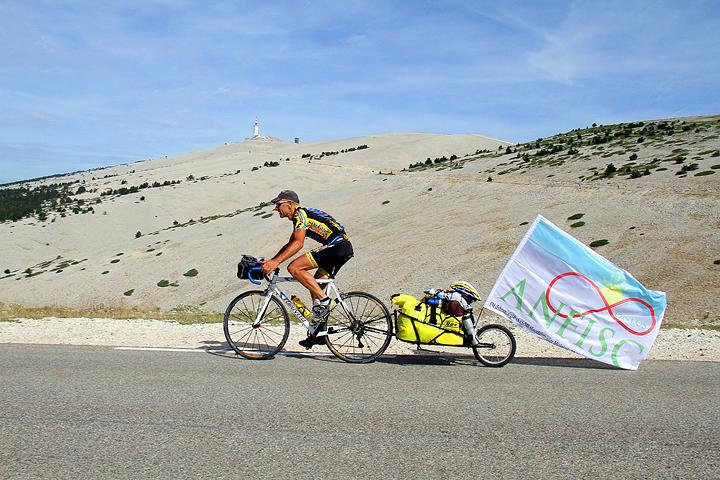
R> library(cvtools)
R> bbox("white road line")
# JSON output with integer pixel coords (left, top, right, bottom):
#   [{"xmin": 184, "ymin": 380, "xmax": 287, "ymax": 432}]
[
  {"xmin": 114, "ymin": 347, "xmax": 232, "ymax": 353},
  {"xmin": 112, "ymin": 346, "xmax": 335, "ymax": 356}
]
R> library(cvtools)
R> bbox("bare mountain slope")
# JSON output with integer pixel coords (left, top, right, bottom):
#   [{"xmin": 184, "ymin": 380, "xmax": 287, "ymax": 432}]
[{"xmin": 1, "ymin": 118, "xmax": 718, "ymax": 327}]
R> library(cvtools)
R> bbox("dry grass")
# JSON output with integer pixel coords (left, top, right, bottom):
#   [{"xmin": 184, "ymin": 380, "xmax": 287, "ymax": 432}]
[{"xmin": 0, "ymin": 302, "xmax": 223, "ymax": 324}]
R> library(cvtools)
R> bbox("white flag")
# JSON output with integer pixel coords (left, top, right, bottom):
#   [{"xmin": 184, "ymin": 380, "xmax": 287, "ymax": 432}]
[{"xmin": 485, "ymin": 215, "xmax": 667, "ymax": 370}]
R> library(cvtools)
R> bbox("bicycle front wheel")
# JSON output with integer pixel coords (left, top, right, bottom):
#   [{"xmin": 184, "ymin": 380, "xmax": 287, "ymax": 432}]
[
  {"xmin": 324, "ymin": 291, "xmax": 393, "ymax": 364},
  {"xmin": 472, "ymin": 324, "xmax": 516, "ymax": 367},
  {"xmin": 223, "ymin": 290, "xmax": 290, "ymax": 360}
]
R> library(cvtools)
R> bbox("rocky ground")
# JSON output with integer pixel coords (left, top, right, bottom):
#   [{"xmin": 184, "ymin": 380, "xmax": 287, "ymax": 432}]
[{"xmin": 1, "ymin": 317, "xmax": 718, "ymax": 364}]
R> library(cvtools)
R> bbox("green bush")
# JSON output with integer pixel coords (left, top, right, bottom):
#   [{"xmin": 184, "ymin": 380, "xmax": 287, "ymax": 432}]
[
  {"xmin": 567, "ymin": 213, "xmax": 584, "ymax": 220},
  {"xmin": 124, "ymin": 289, "xmax": 134, "ymax": 296},
  {"xmin": 135, "ymin": 231, "xmax": 142, "ymax": 238},
  {"xmin": 183, "ymin": 269, "xmax": 198, "ymax": 277},
  {"xmin": 589, "ymin": 239, "xmax": 609, "ymax": 248},
  {"xmin": 570, "ymin": 221, "xmax": 585, "ymax": 228},
  {"xmin": 157, "ymin": 280, "xmax": 170, "ymax": 287}
]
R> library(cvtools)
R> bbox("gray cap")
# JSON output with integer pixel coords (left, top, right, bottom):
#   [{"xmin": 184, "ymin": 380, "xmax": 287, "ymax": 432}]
[{"xmin": 270, "ymin": 190, "xmax": 299, "ymax": 204}]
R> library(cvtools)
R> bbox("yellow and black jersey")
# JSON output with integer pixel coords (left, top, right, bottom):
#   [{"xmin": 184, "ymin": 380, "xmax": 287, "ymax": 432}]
[{"xmin": 292, "ymin": 207, "xmax": 347, "ymax": 245}]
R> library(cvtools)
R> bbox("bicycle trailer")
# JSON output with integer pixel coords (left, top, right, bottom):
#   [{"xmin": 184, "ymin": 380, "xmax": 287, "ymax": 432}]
[{"xmin": 391, "ymin": 293, "xmax": 466, "ymax": 346}]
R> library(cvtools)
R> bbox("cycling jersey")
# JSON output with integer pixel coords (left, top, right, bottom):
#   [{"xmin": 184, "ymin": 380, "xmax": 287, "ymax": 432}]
[{"xmin": 292, "ymin": 207, "xmax": 347, "ymax": 245}]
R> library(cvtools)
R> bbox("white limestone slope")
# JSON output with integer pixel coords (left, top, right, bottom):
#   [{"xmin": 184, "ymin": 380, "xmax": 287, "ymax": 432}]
[{"xmin": 1, "ymin": 121, "xmax": 719, "ymax": 329}]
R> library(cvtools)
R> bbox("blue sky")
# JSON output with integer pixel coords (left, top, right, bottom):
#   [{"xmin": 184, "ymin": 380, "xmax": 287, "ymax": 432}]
[{"xmin": 1, "ymin": 0, "xmax": 719, "ymax": 184}]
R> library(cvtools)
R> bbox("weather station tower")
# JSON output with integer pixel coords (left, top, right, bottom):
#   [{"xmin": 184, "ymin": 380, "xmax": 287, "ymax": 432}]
[{"xmin": 252, "ymin": 118, "xmax": 260, "ymax": 138}]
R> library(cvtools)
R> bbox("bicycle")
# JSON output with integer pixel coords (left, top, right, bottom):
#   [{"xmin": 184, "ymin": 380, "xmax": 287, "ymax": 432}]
[
  {"xmin": 391, "ymin": 293, "xmax": 516, "ymax": 367},
  {"xmin": 223, "ymin": 263, "xmax": 393, "ymax": 363}
]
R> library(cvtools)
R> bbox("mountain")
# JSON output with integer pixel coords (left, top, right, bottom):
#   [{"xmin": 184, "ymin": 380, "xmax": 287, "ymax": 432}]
[{"xmin": 1, "ymin": 117, "xmax": 718, "ymax": 328}]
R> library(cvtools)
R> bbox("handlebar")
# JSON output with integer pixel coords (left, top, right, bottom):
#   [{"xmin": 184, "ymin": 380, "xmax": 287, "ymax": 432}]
[
  {"xmin": 248, "ymin": 266, "xmax": 264, "ymax": 285},
  {"xmin": 247, "ymin": 265, "xmax": 280, "ymax": 285}
]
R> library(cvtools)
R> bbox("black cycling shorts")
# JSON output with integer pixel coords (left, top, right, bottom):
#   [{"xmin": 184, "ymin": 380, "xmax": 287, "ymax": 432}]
[{"xmin": 306, "ymin": 239, "xmax": 354, "ymax": 277}]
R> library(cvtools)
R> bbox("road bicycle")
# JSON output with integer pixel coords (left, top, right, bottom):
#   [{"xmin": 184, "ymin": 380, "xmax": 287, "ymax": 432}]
[{"xmin": 223, "ymin": 265, "xmax": 393, "ymax": 363}]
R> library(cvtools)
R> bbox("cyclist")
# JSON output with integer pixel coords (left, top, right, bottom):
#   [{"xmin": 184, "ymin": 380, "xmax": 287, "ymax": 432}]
[{"xmin": 261, "ymin": 190, "xmax": 353, "ymax": 347}]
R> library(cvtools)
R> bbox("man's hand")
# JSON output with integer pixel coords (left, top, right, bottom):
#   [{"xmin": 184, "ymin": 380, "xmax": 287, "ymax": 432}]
[{"xmin": 261, "ymin": 258, "xmax": 280, "ymax": 275}]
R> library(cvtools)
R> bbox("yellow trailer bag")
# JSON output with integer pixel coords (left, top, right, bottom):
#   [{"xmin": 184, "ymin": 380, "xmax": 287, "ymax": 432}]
[{"xmin": 391, "ymin": 294, "xmax": 464, "ymax": 346}]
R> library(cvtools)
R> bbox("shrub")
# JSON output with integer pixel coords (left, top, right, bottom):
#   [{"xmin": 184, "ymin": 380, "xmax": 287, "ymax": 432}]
[
  {"xmin": 568, "ymin": 213, "xmax": 584, "ymax": 220},
  {"xmin": 603, "ymin": 163, "xmax": 617, "ymax": 176},
  {"xmin": 135, "ymin": 231, "xmax": 142, "ymax": 238},
  {"xmin": 589, "ymin": 239, "xmax": 609, "ymax": 248},
  {"xmin": 382, "ymin": 200, "xmax": 390, "ymax": 205},
  {"xmin": 183, "ymin": 269, "xmax": 198, "ymax": 277},
  {"xmin": 124, "ymin": 289, "xmax": 134, "ymax": 296},
  {"xmin": 629, "ymin": 153, "xmax": 638, "ymax": 161},
  {"xmin": 157, "ymin": 280, "xmax": 170, "ymax": 287},
  {"xmin": 571, "ymin": 221, "xmax": 585, "ymax": 228},
  {"xmin": 4, "ymin": 268, "xmax": 10, "ymax": 274}
]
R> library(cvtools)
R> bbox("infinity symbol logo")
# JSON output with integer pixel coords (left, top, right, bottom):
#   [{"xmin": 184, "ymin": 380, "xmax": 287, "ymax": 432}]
[{"xmin": 545, "ymin": 272, "xmax": 657, "ymax": 336}]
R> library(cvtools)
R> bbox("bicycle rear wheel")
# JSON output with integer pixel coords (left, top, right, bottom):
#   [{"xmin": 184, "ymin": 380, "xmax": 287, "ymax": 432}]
[
  {"xmin": 472, "ymin": 324, "xmax": 516, "ymax": 367},
  {"xmin": 324, "ymin": 291, "xmax": 393, "ymax": 363},
  {"xmin": 224, "ymin": 290, "xmax": 290, "ymax": 360}
]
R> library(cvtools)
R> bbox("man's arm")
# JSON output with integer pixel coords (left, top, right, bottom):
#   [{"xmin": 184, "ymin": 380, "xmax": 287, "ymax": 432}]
[{"xmin": 261, "ymin": 229, "xmax": 306, "ymax": 274}]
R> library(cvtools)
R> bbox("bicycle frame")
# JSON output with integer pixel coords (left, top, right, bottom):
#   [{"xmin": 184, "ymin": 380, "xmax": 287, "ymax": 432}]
[{"xmin": 252, "ymin": 273, "xmax": 350, "ymax": 337}]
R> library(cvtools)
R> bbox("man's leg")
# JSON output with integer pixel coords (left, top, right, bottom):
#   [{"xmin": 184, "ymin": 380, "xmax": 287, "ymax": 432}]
[
  {"xmin": 314, "ymin": 269, "xmax": 329, "ymax": 301},
  {"xmin": 287, "ymin": 255, "xmax": 326, "ymax": 301}
]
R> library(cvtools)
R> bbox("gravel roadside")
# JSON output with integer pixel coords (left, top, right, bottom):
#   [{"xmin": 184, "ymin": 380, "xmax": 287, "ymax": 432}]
[{"xmin": 1, "ymin": 317, "xmax": 718, "ymax": 362}]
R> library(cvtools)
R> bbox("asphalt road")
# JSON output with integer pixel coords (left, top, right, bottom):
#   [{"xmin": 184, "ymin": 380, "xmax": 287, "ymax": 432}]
[{"xmin": 1, "ymin": 344, "xmax": 718, "ymax": 479}]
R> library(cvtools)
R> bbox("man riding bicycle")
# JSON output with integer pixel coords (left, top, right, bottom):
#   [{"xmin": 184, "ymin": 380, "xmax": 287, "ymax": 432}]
[{"xmin": 261, "ymin": 190, "xmax": 353, "ymax": 347}]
